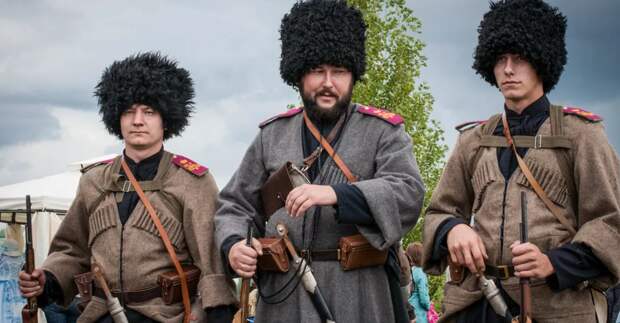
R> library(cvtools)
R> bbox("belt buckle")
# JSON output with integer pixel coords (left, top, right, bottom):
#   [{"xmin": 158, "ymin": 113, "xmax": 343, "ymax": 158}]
[{"xmin": 497, "ymin": 265, "xmax": 510, "ymax": 280}]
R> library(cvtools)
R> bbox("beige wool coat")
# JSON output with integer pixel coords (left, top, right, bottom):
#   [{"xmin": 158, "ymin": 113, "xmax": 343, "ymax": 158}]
[
  {"xmin": 42, "ymin": 151, "xmax": 236, "ymax": 322},
  {"xmin": 423, "ymin": 109, "xmax": 620, "ymax": 323}
]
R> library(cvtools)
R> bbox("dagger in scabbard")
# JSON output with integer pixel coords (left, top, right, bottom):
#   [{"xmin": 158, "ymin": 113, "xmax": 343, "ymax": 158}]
[{"xmin": 276, "ymin": 223, "xmax": 336, "ymax": 323}]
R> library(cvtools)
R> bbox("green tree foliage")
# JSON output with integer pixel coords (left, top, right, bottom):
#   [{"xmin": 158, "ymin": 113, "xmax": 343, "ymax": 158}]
[{"xmin": 347, "ymin": 0, "xmax": 448, "ymax": 302}]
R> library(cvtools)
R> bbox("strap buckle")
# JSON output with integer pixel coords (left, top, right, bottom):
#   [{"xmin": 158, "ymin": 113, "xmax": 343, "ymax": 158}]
[
  {"xmin": 534, "ymin": 135, "xmax": 543, "ymax": 149},
  {"xmin": 121, "ymin": 180, "xmax": 132, "ymax": 192},
  {"xmin": 497, "ymin": 265, "xmax": 511, "ymax": 280}
]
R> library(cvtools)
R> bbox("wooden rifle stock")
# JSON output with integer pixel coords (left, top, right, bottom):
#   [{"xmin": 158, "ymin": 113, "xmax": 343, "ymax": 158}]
[
  {"xmin": 233, "ymin": 220, "xmax": 254, "ymax": 323},
  {"xmin": 22, "ymin": 195, "xmax": 38, "ymax": 323},
  {"xmin": 520, "ymin": 192, "xmax": 531, "ymax": 323}
]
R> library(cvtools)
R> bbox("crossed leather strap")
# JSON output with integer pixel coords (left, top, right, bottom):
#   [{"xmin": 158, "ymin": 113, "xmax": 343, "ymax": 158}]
[
  {"xmin": 303, "ymin": 110, "xmax": 357, "ymax": 183},
  {"xmin": 501, "ymin": 114, "xmax": 577, "ymax": 235},
  {"xmin": 120, "ymin": 158, "xmax": 192, "ymax": 323}
]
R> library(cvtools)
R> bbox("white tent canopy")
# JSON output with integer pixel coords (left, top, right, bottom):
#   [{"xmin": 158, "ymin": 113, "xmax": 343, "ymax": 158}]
[
  {"xmin": 0, "ymin": 154, "xmax": 117, "ymax": 265},
  {"xmin": 0, "ymin": 171, "xmax": 81, "ymax": 211}
]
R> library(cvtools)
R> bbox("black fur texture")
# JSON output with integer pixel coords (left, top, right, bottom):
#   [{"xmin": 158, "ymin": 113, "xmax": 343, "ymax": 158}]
[
  {"xmin": 473, "ymin": 0, "xmax": 567, "ymax": 93},
  {"xmin": 280, "ymin": 0, "xmax": 366, "ymax": 87},
  {"xmin": 95, "ymin": 52, "xmax": 194, "ymax": 140}
]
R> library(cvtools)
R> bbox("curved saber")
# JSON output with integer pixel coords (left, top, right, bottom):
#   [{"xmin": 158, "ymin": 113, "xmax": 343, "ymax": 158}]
[{"xmin": 276, "ymin": 223, "xmax": 336, "ymax": 323}]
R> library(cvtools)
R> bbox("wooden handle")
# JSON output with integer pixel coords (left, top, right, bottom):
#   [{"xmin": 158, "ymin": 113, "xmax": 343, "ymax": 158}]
[{"xmin": 92, "ymin": 263, "xmax": 113, "ymax": 300}]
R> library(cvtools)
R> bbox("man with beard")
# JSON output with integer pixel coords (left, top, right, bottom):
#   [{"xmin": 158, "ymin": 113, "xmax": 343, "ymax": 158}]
[
  {"xmin": 214, "ymin": 1, "xmax": 425, "ymax": 322},
  {"xmin": 18, "ymin": 52, "xmax": 237, "ymax": 322},
  {"xmin": 422, "ymin": 1, "xmax": 620, "ymax": 322}
]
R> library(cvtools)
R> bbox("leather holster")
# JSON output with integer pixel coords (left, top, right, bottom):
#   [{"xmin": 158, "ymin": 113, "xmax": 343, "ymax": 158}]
[{"xmin": 257, "ymin": 237, "xmax": 289, "ymax": 273}]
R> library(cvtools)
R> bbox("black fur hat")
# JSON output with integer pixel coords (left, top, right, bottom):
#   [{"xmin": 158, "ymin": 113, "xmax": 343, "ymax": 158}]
[
  {"xmin": 473, "ymin": 0, "xmax": 567, "ymax": 93},
  {"xmin": 280, "ymin": 0, "xmax": 366, "ymax": 87},
  {"xmin": 95, "ymin": 52, "xmax": 194, "ymax": 140}
]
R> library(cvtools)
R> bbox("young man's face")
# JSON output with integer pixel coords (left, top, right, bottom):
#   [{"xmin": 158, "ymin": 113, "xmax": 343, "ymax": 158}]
[
  {"xmin": 300, "ymin": 64, "xmax": 353, "ymax": 121},
  {"xmin": 120, "ymin": 104, "xmax": 164, "ymax": 151},
  {"xmin": 494, "ymin": 53, "xmax": 544, "ymax": 109}
]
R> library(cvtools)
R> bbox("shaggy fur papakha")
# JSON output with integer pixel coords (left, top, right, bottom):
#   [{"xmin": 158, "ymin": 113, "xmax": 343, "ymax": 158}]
[
  {"xmin": 473, "ymin": 0, "xmax": 567, "ymax": 93},
  {"xmin": 279, "ymin": 0, "xmax": 366, "ymax": 87},
  {"xmin": 95, "ymin": 52, "xmax": 194, "ymax": 140}
]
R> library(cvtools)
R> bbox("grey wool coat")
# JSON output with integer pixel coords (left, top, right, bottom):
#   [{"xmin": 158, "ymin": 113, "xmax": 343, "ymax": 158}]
[
  {"xmin": 423, "ymin": 109, "xmax": 620, "ymax": 323},
  {"xmin": 215, "ymin": 104, "xmax": 425, "ymax": 323}
]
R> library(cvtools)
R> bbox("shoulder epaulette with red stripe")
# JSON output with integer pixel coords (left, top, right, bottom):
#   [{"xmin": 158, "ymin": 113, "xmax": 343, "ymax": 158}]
[
  {"xmin": 80, "ymin": 158, "xmax": 115, "ymax": 174},
  {"xmin": 259, "ymin": 107, "xmax": 304, "ymax": 128},
  {"xmin": 356, "ymin": 105, "xmax": 404, "ymax": 126},
  {"xmin": 172, "ymin": 154, "xmax": 208, "ymax": 177},
  {"xmin": 455, "ymin": 120, "xmax": 487, "ymax": 133},
  {"xmin": 563, "ymin": 106, "xmax": 602, "ymax": 122}
]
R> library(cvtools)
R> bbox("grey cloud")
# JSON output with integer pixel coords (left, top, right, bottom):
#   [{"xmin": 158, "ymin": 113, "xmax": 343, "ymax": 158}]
[{"xmin": 0, "ymin": 103, "xmax": 61, "ymax": 146}]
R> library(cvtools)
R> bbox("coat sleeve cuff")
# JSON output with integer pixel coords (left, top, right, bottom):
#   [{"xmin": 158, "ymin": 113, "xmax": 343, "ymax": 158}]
[{"xmin": 199, "ymin": 274, "xmax": 238, "ymax": 309}]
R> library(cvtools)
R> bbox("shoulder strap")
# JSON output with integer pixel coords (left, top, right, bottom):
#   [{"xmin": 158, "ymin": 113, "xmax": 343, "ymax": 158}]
[
  {"xmin": 120, "ymin": 158, "xmax": 191, "ymax": 323},
  {"xmin": 550, "ymin": 105, "xmax": 564, "ymax": 136},
  {"xmin": 479, "ymin": 111, "xmax": 572, "ymax": 149},
  {"xmin": 303, "ymin": 111, "xmax": 357, "ymax": 183},
  {"xmin": 501, "ymin": 114, "xmax": 577, "ymax": 235},
  {"xmin": 468, "ymin": 114, "xmax": 501, "ymax": 177}
]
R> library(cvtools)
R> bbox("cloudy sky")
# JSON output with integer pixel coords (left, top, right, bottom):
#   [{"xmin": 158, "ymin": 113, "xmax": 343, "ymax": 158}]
[{"xmin": 0, "ymin": 0, "xmax": 618, "ymax": 189}]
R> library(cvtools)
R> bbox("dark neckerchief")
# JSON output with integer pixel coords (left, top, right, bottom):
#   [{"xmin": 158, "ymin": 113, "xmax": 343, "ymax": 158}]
[
  {"xmin": 118, "ymin": 147, "xmax": 164, "ymax": 225},
  {"xmin": 494, "ymin": 95, "xmax": 550, "ymax": 180}
]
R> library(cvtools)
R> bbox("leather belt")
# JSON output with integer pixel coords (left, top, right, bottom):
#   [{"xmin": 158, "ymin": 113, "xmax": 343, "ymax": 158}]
[
  {"xmin": 300, "ymin": 249, "xmax": 340, "ymax": 261},
  {"xmin": 484, "ymin": 264, "xmax": 515, "ymax": 280},
  {"xmin": 93, "ymin": 286, "xmax": 161, "ymax": 304}
]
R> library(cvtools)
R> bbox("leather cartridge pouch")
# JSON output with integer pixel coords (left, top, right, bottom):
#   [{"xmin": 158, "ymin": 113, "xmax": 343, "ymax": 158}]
[
  {"xmin": 339, "ymin": 234, "xmax": 388, "ymax": 271},
  {"xmin": 260, "ymin": 162, "xmax": 310, "ymax": 220},
  {"xmin": 157, "ymin": 265, "xmax": 201, "ymax": 305},
  {"xmin": 74, "ymin": 271, "xmax": 94, "ymax": 308},
  {"xmin": 256, "ymin": 237, "xmax": 289, "ymax": 273}
]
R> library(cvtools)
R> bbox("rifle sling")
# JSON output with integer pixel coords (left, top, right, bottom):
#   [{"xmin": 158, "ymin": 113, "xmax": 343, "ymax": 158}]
[
  {"xmin": 501, "ymin": 114, "xmax": 577, "ymax": 235},
  {"xmin": 303, "ymin": 111, "xmax": 357, "ymax": 183},
  {"xmin": 120, "ymin": 158, "xmax": 191, "ymax": 323}
]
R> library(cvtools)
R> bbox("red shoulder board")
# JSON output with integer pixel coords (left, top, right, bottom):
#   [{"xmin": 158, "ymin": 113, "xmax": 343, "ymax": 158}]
[
  {"xmin": 172, "ymin": 154, "xmax": 208, "ymax": 177},
  {"xmin": 563, "ymin": 106, "xmax": 602, "ymax": 122},
  {"xmin": 356, "ymin": 105, "xmax": 404, "ymax": 125},
  {"xmin": 259, "ymin": 107, "xmax": 303, "ymax": 128},
  {"xmin": 455, "ymin": 120, "xmax": 487, "ymax": 133}
]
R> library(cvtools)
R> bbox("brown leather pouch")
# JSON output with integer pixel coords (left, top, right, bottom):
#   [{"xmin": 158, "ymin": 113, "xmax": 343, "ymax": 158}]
[
  {"xmin": 257, "ymin": 237, "xmax": 289, "ymax": 272},
  {"xmin": 74, "ymin": 272, "xmax": 94, "ymax": 309},
  {"xmin": 157, "ymin": 265, "xmax": 201, "ymax": 305},
  {"xmin": 339, "ymin": 234, "xmax": 388, "ymax": 271},
  {"xmin": 260, "ymin": 162, "xmax": 310, "ymax": 220}
]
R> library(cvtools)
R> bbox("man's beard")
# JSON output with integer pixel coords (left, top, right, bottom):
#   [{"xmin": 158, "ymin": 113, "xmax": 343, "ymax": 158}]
[{"xmin": 301, "ymin": 87, "xmax": 353, "ymax": 124}]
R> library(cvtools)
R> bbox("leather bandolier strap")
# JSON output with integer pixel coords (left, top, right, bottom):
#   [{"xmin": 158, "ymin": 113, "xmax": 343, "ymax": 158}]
[
  {"xmin": 120, "ymin": 158, "xmax": 192, "ymax": 323},
  {"xmin": 501, "ymin": 112, "xmax": 577, "ymax": 235}
]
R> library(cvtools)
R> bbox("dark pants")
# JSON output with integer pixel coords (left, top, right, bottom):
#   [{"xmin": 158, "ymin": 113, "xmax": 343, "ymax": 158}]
[{"xmin": 43, "ymin": 301, "xmax": 80, "ymax": 323}]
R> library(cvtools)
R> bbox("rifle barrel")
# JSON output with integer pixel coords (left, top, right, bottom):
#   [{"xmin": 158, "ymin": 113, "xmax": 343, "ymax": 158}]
[
  {"xmin": 519, "ymin": 191, "xmax": 531, "ymax": 323},
  {"xmin": 23, "ymin": 194, "xmax": 38, "ymax": 323}
]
